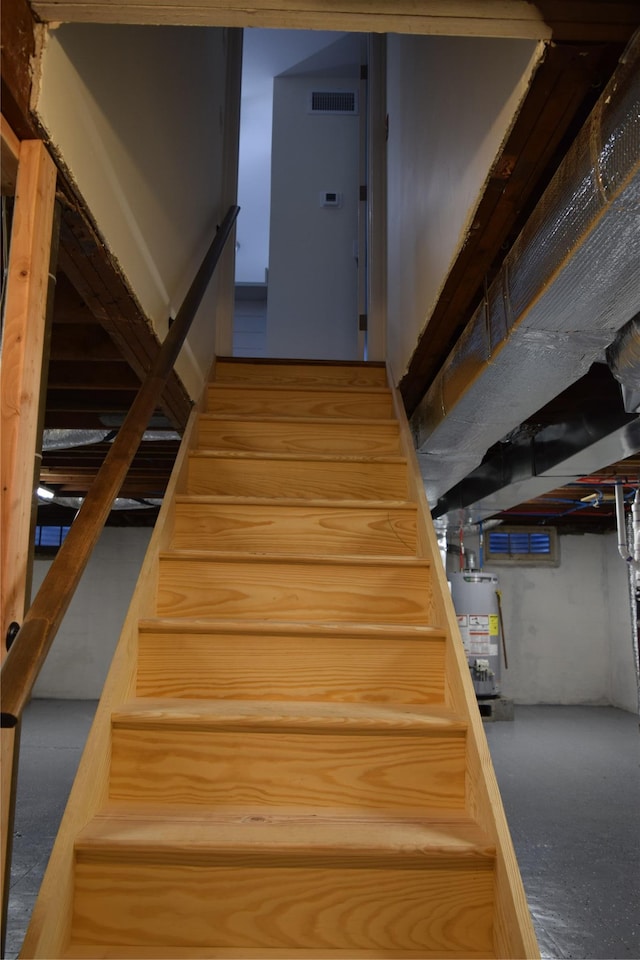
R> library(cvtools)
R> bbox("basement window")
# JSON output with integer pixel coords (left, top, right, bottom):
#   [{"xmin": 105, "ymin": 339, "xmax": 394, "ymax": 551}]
[
  {"xmin": 34, "ymin": 524, "xmax": 71, "ymax": 554},
  {"xmin": 486, "ymin": 526, "xmax": 558, "ymax": 566}
]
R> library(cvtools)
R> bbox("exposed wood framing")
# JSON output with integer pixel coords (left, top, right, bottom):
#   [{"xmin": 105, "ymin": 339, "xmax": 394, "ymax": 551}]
[
  {"xmin": 57, "ymin": 206, "xmax": 192, "ymax": 430},
  {"xmin": 23, "ymin": 0, "xmax": 551, "ymax": 35},
  {"xmin": 399, "ymin": 39, "xmax": 627, "ymax": 415},
  {"xmin": 0, "ymin": 0, "xmax": 39, "ymax": 139},
  {"xmin": 24, "ymin": 0, "xmax": 640, "ymax": 41},
  {"xmin": 0, "ymin": 724, "xmax": 20, "ymax": 953},
  {"xmin": 1, "ymin": 115, "xmax": 21, "ymax": 195},
  {"xmin": 22, "ymin": 0, "xmax": 640, "ymax": 41},
  {"xmin": 1, "ymin": 139, "xmax": 57, "ymax": 650},
  {"xmin": 0, "ymin": 139, "xmax": 56, "ymax": 948},
  {"xmin": 2, "ymin": 0, "xmax": 191, "ymax": 434}
]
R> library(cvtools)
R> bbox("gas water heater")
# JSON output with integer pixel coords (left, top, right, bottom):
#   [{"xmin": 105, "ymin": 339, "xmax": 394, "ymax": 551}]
[{"xmin": 450, "ymin": 571, "xmax": 502, "ymax": 697}]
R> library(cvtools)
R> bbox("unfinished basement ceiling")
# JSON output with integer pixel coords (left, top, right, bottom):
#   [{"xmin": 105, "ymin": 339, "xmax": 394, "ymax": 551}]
[{"xmin": 3, "ymin": 0, "xmax": 640, "ymax": 531}]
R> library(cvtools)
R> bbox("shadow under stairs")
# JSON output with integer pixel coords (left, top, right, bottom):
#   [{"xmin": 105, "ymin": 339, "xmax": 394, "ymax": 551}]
[{"xmin": 21, "ymin": 358, "xmax": 538, "ymax": 959}]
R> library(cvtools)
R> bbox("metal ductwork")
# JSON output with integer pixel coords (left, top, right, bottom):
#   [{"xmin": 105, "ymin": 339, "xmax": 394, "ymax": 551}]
[
  {"xmin": 411, "ymin": 30, "xmax": 640, "ymax": 509},
  {"xmin": 607, "ymin": 311, "xmax": 640, "ymax": 412},
  {"xmin": 433, "ymin": 410, "xmax": 640, "ymax": 529}
]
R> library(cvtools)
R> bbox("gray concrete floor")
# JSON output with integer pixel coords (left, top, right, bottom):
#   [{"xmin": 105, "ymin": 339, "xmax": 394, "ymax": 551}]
[{"xmin": 5, "ymin": 701, "xmax": 640, "ymax": 959}]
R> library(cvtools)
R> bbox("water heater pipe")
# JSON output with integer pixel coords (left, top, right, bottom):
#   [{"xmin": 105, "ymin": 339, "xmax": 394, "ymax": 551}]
[
  {"xmin": 496, "ymin": 589, "xmax": 508, "ymax": 670},
  {"xmin": 633, "ymin": 489, "xmax": 640, "ymax": 563},
  {"xmin": 615, "ymin": 482, "xmax": 640, "ymax": 570}
]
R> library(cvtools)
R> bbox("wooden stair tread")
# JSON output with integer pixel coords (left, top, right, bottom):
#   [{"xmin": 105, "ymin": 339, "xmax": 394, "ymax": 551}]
[
  {"xmin": 210, "ymin": 382, "xmax": 391, "ymax": 394},
  {"xmin": 111, "ymin": 698, "xmax": 465, "ymax": 735},
  {"xmin": 190, "ymin": 449, "xmax": 406, "ymax": 464},
  {"xmin": 175, "ymin": 494, "xmax": 417, "ymax": 510},
  {"xmin": 213, "ymin": 359, "xmax": 388, "ymax": 388},
  {"xmin": 196, "ymin": 416, "xmax": 401, "ymax": 455},
  {"xmin": 64, "ymin": 947, "xmax": 496, "ymax": 959},
  {"xmin": 137, "ymin": 617, "xmax": 446, "ymax": 639},
  {"xmin": 199, "ymin": 414, "xmax": 399, "ymax": 426},
  {"xmin": 76, "ymin": 806, "xmax": 495, "ymax": 866},
  {"xmin": 159, "ymin": 548, "xmax": 430, "ymax": 568},
  {"xmin": 206, "ymin": 383, "xmax": 394, "ymax": 420}
]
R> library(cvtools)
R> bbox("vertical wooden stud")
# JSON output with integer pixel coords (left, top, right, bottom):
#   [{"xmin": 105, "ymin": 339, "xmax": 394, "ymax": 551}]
[
  {"xmin": 0, "ymin": 138, "xmax": 57, "ymax": 954},
  {"xmin": 1, "ymin": 139, "xmax": 57, "ymax": 654}
]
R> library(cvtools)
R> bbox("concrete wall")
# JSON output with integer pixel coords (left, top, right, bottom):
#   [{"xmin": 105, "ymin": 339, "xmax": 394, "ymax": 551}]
[
  {"xmin": 447, "ymin": 532, "xmax": 638, "ymax": 712},
  {"xmin": 36, "ymin": 23, "xmax": 233, "ymax": 398},
  {"xmin": 32, "ymin": 528, "xmax": 151, "ymax": 699},
  {"xmin": 267, "ymin": 75, "xmax": 360, "ymax": 360},
  {"xmin": 34, "ymin": 526, "xmax": 637, "ymax": 712},
  {"xmin": 385, "ymin": 34, "xmax": 542, "ymax": 382}
]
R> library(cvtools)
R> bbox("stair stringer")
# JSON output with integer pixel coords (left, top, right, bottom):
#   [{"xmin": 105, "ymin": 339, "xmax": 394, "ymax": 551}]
[
  {"xmin": 19, "ymin": 397, "xmax": 205, "ymax": 960},
  {"xmin": 389, "ymin": 379, "xmax": 539, "ymax": 960}
]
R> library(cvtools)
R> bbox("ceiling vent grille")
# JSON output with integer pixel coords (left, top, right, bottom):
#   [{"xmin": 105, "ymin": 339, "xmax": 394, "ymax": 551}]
[{"xmin": 310, "ymin": 90, "xmax": 358, "ymax": 115}]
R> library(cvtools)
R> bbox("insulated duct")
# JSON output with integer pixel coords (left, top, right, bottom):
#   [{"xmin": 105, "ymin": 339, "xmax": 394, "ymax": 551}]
[
  {"xmin": 412, "ymin": 31, "xmax": 640, "ymax": 507},
  {"xmin": 607, "ymin": 311, "xmax": 640, "ymax": 412}
]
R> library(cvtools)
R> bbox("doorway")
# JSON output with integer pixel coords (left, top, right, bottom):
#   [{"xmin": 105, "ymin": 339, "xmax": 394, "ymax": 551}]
[{"xmin": 232, "ymin": 29, "xmax": 366, "ymax": 361}]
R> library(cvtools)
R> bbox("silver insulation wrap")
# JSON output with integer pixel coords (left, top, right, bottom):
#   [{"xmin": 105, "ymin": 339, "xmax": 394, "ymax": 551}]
[
  {"xmin": 412, "ymin": 32, "xmax": 640, "ymax": 506},
  {"xmin": 607, "ymin": 312, "xmax": 640, "ymax": 412}
]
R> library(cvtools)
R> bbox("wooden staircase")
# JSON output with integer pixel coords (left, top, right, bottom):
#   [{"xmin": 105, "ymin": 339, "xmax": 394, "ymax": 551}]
[{"xmin": 21, "ymin": 359, "xmax": 538, "ymax": 959}]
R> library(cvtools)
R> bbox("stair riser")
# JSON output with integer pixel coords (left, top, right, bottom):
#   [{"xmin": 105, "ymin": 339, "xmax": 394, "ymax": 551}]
[
  {"xmin": 207, "ymin": 386, "xmax": 394, "ymax": 420},
  {"xmin": 197, "ymin": 419, "xmax": 401, "ymax": 455},
  {"xmin": 187, "ymin": 456, "xmax": 408, "ymax": 500},
  {"xmin": 72, "ymin": 862, "xmax": 493, "ymax": 952},
  {"xmin": 214, "ymin": 361, "xmax": 388, "ymax": 388},
  {"xmin": 172, "ymin": 502, "xmax": 417, "ymax": 556},
  {"xmin": 110, "ymin": 728, "xmax": 466, "ymax": 809},
  {"xmin": 157, "ymin": 558, "xmax": 434, "ymax": 623},
  {"xmin": 136, "ymin": 632, "xmax": 445, "ymax": 703}
]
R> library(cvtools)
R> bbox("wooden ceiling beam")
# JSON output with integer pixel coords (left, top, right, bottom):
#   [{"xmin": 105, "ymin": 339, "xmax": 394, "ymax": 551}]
[
  {"xmin": 1, "ymin": 115, "xmax": 20, "ymax": 195},
  {"xmin": 46, "ymin": 359, "xmax": 141, "ymax": 390},
  {"xmin": 0, "ymin": 0, "xmax": 39, "ymax": 139},
  {"xmin": 39, "ymin": 466, "xmax": 173, "ymax": 494},
  {"xmin": 44, "ymin": 411, "xmax": 128, "ymax": 428},
  {"xmin": 44, "ymin": 389, "xmax": 139, "ymax": 412},
  {"xmin": 53, "ymin": 272, "xmax": 102, "ymax": 324},
  {"xmin": 24, "ymin": 0, "xmax": 640, "ymax": 42},
  {"xmin": 50, "ymin": 324, "xmax": 122, "ymax": 361},
  {"xmin": 25, "ymin": 0, "xmax": 553, "ymax": 37}
]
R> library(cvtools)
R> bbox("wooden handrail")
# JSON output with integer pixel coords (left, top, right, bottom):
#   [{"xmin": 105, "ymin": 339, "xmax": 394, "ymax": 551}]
[{"xmin": 0, "ymin": 204, "xmax": 239, "ymax": 726}]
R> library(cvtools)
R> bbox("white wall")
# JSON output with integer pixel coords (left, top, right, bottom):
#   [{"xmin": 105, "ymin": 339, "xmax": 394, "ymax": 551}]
[
  {"xmin": 32, "ymin": 528, "xmax": 151, "ymax": 699},
  {"xmin": 235, "ymin": 29, "xmax": 347, "ymax": 284},
  {"xmin": 385, "ymin": 35, "xmax": 542, "ymax": 382},
  {"xmin": 447, "ymin": 532, "xmax": 638, "ymax": 712},
  {"xmin": 267, "ymin": 75, "xmax": 360, "ymax": 360},
  {"xmin": 36, "ymin": 23, "xmax": 232, "ymax": 398}
]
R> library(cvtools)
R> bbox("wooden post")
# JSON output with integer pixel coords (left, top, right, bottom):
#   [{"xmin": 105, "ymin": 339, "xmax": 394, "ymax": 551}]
[
  {"xmin": 0, "ymin": 137, "xmax": 57, "ymax": 955},
  {"xmin": 1, "ymin": 138, "xmax": 57, "ymax": 655}
]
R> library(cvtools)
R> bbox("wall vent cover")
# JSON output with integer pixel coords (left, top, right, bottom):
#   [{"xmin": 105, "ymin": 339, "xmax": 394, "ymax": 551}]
[{"xmin": 309, "ymin": 90, "xmax": 358, "ymax": 115}]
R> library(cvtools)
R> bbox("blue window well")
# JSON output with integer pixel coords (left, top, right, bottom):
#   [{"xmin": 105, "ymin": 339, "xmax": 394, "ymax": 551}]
[
  {"xmin": 486, "ymin": 527, "xmax": 557, "ymax": 564},
  {"xmin": 35, "ymin": 525, "xmax": 71, "ymax": 549}
]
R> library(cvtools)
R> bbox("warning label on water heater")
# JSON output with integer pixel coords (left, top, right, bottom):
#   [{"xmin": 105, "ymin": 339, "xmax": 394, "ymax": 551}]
[
  {"xmin": 456, "ymin": 614, "xmax": 470, "ymax": 652},
  {"xmin": 457, "ymin": 614, "xmax": 499, "ymax": 657},
  {"xmin": 467, "ymin": 614, "xmax": 491, "ymax": 655}
]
